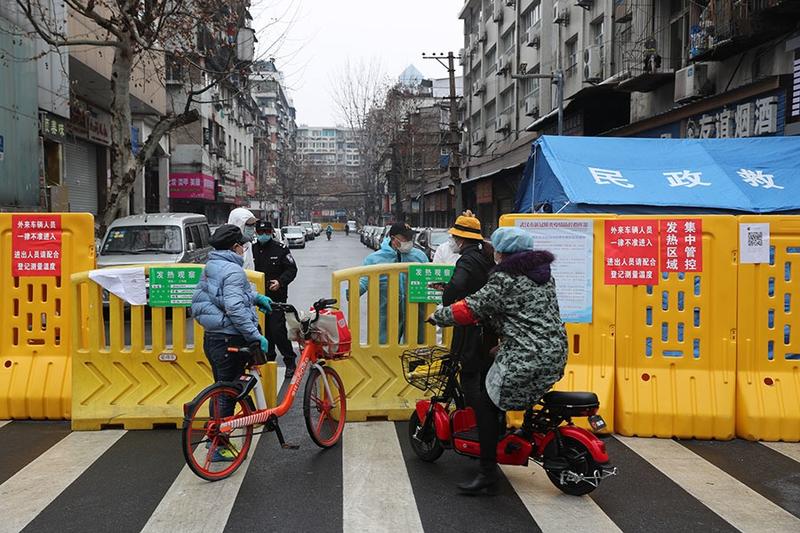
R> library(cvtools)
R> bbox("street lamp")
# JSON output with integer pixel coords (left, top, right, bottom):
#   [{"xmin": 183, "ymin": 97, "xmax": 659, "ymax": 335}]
[{"xmin": 511, "ymin": 63, "xmax": 564, "ymax": 136}]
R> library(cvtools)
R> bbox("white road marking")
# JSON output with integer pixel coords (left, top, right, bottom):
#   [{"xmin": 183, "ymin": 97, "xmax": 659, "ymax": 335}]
[
  {"xmin": 761, "ymin": 441, "xmax": 800, "ymax": 464},
  {"xmin": 0, "ymin": 430, "xmax": 126, "ymax": 533},
  {"xmin": 141, "ymin": 434, "xmax": 262, "ymax": 533},
  {"xmin": 618, "ymin": 436, "xmax": 800, "ymax": 532},
  {"xmin": 0, "ymin": 421, "xmax": 10, "ymax": 429},
  {"xmin": 502, "ymin": 465, "xmax": 621, "ymax": 533},
  {"xmin": 343, "ymin": 422, "xmax": 423, "ymax": 533}
]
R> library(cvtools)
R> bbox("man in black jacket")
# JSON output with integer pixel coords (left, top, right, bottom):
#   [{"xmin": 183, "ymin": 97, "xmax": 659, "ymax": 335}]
[{"xmin": 253, "ymin": 220, "xmax": 299, "ymax": 377}]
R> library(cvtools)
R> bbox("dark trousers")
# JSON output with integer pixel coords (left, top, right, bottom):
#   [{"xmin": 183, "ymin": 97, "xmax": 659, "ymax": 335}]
[
  {"xmin": 461, "ymin": 369, "xmax": 504, "ymax": 469},
  {"xmin": 265, "ymin": 310, "xmax": 297, "ymax": 367},
  {"xmin": 204, "ymin": 333, "xmax": 249, "ymax": 418}
]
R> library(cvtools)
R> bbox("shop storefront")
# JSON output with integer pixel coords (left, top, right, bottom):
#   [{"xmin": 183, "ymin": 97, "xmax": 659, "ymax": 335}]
[{"xmin": 64, "ymin": 99, "xmax": 111, "ymax": 215}]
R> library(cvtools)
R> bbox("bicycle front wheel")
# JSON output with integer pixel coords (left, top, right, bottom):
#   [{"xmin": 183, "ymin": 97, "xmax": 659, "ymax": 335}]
[
  {"xmin": 182, "ymin": 384, "xmax": 254, "ymax": 481},
  {"xmin": 303, "ymin": 365, "xmax": 347, "ymax": 448}
]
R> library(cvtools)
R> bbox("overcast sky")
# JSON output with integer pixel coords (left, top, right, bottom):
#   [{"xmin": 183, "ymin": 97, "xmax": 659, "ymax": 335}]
[{"xmin": 251, "ymin": 0, "xmax": 464, "ymax": 126}]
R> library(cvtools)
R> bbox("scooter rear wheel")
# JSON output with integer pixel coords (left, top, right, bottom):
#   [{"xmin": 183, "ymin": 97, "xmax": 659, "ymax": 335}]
[
  {"xmin": 544, "ymin": 437, "xmax": 602, "ymax": 496},
  {"xmin": 408, "ymin": 411, "xmax": 444, "ymax": 462}
]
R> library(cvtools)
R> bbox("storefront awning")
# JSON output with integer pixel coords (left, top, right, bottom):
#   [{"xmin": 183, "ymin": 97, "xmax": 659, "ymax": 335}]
[{"xmin": 516, "ymin": 135, "xmax": 800, "ymax": 214}]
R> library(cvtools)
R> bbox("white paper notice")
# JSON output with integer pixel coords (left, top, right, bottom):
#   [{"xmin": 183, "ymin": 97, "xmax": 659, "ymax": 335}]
[
  {"xmin": 89, "ymin": 267, "xmax": 147, "ymax": 305},
  {"xmin": 515, "ymin": 218, "xmax": 594, "ymax": 323},
  {"xmin": 739, "ymin": 223, "xmax": 770, "ymax": 264}
]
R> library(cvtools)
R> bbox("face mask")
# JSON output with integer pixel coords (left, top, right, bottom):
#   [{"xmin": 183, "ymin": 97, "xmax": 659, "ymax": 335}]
[
  {"xmin": 257, "ymin": 234, "xmax": 272, "ymax": 244},
  {"xmin": 243, "ymin": 226, "xmax": 255, "ymax": 240},
  {"xmin": 397, "ymin": 241, "xmax": 414, "ymax": 254}
]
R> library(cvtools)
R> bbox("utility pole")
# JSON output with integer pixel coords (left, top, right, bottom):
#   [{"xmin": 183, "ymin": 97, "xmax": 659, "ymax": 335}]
[{"xmin": 422, "ymin": 51, "xmax": 462, "ymax": 215}]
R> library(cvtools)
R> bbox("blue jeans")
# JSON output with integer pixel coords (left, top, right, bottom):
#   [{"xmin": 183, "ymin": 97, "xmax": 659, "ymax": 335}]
[{"xmin": 204, "ymin": 333, "xmax": 248, "ymax": 418}]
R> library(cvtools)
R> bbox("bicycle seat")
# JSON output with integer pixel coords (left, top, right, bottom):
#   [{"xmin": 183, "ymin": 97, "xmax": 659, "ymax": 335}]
[{"xmin": 541, "ymin": 391, "xmax": 599, "ymax": 407}]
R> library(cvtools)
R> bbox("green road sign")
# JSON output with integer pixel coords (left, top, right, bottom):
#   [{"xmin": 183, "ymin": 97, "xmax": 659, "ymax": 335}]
[
  {"xmin": 408, "ymin": 264, "xmax": 455, "ymax": 304},
  {"xmin": 149, "ymin": 266, "xmax": 203, "ymax": 307}
]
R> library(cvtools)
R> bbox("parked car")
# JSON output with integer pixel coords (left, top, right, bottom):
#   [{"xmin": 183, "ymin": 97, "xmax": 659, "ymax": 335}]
[
  {"xmin": 415, "ymin": 227, "xmax": 450, "ymax": 261},
  {"xmin": 98, "ymin": 213, "xmax": 212, "ymax": 268},
  {"xmin": 361, "ymin": 225, "xmax": 373, "ymax": 246},
  {"xmin": 282, "ymin": 226, "xmax": 307, "ymax": 248},
  {"xmin": 312, "ymin": 222, "xmax": 322, "ymax": 236},
  {"xmin": 273, "ymin": 228, "xmax": 286, "ymax": 247},
  {"xmin": 298, "ymin": 221, "xmax": 315, "ymax": 240}
]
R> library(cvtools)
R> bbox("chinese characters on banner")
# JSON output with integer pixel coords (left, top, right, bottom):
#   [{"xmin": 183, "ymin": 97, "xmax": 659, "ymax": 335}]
[
  {"xmin": 12, "ymin": 214, "xmax": 63, "ymax": 276},
  {"xmin": 660, "ymin": 219, "xmax": 703, "ymax": 272},
  {"xmin": 604, "ymin": 220, "xmax": 659, "ymax": 285}
]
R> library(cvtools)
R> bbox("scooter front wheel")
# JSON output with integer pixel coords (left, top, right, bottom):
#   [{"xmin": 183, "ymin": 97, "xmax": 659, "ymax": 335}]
[{"xmin": 408, "ymin": 410, "xmax": 444, "ymax": 462}]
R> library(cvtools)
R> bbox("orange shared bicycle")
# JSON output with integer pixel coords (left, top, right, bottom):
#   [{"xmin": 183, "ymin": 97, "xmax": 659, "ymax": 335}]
[{"xmin": 182, "ymin": 298, "xmax": 350, "ymax": 481}]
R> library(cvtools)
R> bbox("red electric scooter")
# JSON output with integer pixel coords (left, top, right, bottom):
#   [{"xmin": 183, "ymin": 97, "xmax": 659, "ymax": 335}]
[{"xmin": 401, "ymin": 347, "xmax": 617, "ymax": 495}]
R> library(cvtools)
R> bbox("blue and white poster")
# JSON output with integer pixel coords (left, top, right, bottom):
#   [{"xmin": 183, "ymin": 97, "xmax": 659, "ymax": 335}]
[{"xmin": 515, "ymin": 218, "xmax": 594, "ymax": 323}]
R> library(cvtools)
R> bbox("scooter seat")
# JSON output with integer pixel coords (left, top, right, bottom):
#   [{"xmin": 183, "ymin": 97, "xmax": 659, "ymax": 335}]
[{"xmin": 542, "ymin": 391, "xmax": 599, "ymax": 407}]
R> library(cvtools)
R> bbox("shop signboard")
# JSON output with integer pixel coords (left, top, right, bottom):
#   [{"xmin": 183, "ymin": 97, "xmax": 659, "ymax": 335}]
[{"xmin": 169, "ymin": 173, "xmax": 215, "ymax": 200}]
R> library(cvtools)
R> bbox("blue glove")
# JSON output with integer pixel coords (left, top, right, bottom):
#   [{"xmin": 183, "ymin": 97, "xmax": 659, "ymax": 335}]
[
  {"xmin": 255, "ymin": 294, "xmax": 272, "ymax": 313},
  {"xmin": 259, "ymin": 335, "xmax": 269, "ymax": 353}
]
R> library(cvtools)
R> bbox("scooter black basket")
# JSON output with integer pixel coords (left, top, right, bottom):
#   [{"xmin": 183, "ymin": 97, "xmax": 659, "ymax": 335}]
[{"xmin": 400, "ymin": 346, "xmax": 453, "ymax": 394}]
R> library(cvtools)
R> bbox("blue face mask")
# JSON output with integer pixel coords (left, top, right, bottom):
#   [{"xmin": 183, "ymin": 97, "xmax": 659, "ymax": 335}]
[
  {"xmin": 257, "ymin": 234, "xmax": 272, "ymax": 244},
  {"xmin": 243, "ymin": 225, "xmax": 255, "ymax": 240}
]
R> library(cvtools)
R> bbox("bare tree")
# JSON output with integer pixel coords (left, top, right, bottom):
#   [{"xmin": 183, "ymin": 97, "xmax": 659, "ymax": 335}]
[{"xmin": 15, "ymin": 0, "xmax": 253, "ymax": 227}]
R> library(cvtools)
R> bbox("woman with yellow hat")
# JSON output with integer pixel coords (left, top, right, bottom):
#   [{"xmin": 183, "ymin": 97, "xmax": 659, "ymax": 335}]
[{"xmin": 435, "ymin": 211, "xmax": 499, "ymax": 493}]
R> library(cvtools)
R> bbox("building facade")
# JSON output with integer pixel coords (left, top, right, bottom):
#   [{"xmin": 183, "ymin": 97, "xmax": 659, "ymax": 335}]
[{"xmin": 458, "ymin": 0, "xmax": 800, "ymax": 225}]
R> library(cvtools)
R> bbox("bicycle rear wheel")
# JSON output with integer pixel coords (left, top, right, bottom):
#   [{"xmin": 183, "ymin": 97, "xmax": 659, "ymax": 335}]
[
  {"xmin": 182, "ymin": 384, "xmax": 254, "ymax": 481},
  {"xmin": 303, "ymin": 365, "xmax": 347, "ymax": 448}
]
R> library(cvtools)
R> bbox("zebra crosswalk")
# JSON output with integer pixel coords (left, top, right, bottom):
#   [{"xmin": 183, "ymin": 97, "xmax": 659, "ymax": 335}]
[{"xmin": 1, "ymin": 415, "xmax": 798, "ymax": 533}]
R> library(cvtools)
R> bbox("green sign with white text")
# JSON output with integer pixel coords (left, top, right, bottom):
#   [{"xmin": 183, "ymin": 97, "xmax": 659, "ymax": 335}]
[
  {"xmin": 408, "ymin": 265, "xmax": 455, "ymax": 304},
  {"xmin": 149, "ymin": 266, "xmax": 203, "ymax": 307}
]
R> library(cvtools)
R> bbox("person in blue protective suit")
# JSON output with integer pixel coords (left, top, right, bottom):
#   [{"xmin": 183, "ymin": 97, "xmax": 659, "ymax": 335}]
[
  {"xmin": 192, "ymin": 224, "xmax": 273, "ymax": 460},
  {"xmin": 359, "ymin": 222, "xmax": 428, "ymax": 344}
]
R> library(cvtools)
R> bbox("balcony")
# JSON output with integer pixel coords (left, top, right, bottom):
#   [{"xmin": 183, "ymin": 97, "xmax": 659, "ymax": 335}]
[
  {"xmin": 689, "ymin": 0, "xmax": 800, "ymax": 63},
  {"xmin": 614, "ymin": 40, "xmax": 674, "ymax": 93}
]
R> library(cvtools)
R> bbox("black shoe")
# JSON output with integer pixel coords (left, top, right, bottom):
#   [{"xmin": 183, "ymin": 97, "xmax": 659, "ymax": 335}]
[{"xmin": 457, "ymin": 466, "xmax": 500, "ymax": 495}]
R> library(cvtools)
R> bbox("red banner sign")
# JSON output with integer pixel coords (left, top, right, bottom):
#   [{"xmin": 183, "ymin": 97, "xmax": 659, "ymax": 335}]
[
  {"xmin": 660, "ymin": 219, "xmax": 702, "ymax": 272},
  {"xmin": 12, "ymin": 214, "xmax": 62, "ymax": 276},
  {"xmin": 604, "ymin": 220, "xmax": 659, "ymax": 285}
]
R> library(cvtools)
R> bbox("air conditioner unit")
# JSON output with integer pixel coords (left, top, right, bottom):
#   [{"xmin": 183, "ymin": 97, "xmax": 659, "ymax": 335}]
[
  {"xmin": 496, "ymin": 55, "xmax": 508, "ymax": 75},
  {"xmin": 493, "ymin": 0, "xmax": 504, "ymax": 22},
  {"xmin": 583, "ymin": 45, "xmax": 602, "ymax": 81},
  {"xmin": 524, "ymin": 97, "xmax": 539, "ymax": 117},
  {"xmin": 526, "ymin": 28, "xmax": 541, "ymax": 48},
  {"xmin": 458, "ymin": 48, "xmax": 465, "ymax": 66},
  {"xmin": 554, "ymin": 8, "xmax": 570, "ymax": 24},
  {"xmin": 472, "ymin": 129, "xmax": 485, "ymax": 144},
  {"xmin": 469, "ymin": 34, "xmax": 478, "ymax": 52},
  {"xmin": 576, "ymin": 0, "xmax": 594, "ymax": 9},
  {"xmin": 674, "ymin": 63, "xmax": 713, "ymax": 103},
  {"xmin": 472, "ymin": 81, "xmax": 486, "ymax": 96},
  {"xmin": 478, "ymin": 28, "xmax": 487, "ymax": 43},
  {"xmin": 495, "ymin": 114, "xmax": 510, "ymax": 132}
]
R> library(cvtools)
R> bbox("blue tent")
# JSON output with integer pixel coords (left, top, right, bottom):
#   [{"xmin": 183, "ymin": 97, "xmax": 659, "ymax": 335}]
[{"xmin": 515, "ymin": 136, "xmax": 800, "ymax": 214}]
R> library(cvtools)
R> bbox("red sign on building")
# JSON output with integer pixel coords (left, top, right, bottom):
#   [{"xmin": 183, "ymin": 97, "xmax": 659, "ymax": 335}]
[
  {"xmin": 660, "ymin": 219, "xmax": 702, "ymax": 272},
  {"xmin": 12, "ymin": 214, "xmax": 63, "ymax": 277},
  {"xmin": 604, "ymin": 220, "xmax": 659, "ymax": 285}
]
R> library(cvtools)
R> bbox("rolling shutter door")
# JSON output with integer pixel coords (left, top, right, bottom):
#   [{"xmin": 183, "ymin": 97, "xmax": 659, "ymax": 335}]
[{"xmin": 64, "ymin": 139, "xmax": 98, "ymax": 214}]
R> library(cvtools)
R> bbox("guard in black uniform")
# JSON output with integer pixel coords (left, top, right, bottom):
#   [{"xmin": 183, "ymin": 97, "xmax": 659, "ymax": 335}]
[{"xmin": 253, "ymin": 220, "xmax": 299, "ymax": 377}]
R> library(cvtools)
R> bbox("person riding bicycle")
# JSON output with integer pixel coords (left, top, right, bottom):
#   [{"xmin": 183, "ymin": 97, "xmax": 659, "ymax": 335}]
[
  {"xmin": 433, "ymin": 211, "xmax": 498, "ymax": 493},
  {"xmin": 427, "ymin": 226, "xmax": 568, "ymax": 493},
  {"xmin": 191, "ymin": 224, "xmax": 273, "ymax": 461}
]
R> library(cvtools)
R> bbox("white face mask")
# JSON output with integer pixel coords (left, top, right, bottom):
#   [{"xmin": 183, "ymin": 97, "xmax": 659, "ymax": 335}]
[{"xmin": 397, "ymin": 240, "xmax": 414, "ymax": 254}]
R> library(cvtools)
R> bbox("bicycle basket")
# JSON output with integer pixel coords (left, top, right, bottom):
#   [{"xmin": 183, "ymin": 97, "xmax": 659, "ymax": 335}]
[{"xmin": 400, "ymin": 346, "xmax": 452, "ymax": 393}]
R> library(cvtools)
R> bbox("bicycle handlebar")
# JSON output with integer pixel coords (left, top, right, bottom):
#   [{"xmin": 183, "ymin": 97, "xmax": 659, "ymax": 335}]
[{"xmin": 269, "ymin": 298, "xmax": 338, "ymax": 338}]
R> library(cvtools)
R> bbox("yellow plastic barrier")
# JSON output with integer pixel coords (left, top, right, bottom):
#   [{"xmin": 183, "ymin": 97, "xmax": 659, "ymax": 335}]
[
  {"xmin": 70, "ymin": 266, "xmax": 268, "ymax": 430},
  {"xmin": 615, "ymin": 215, "xmax": 737, "ymax": 439},
  {"xmin": 0, "ymin": 213, "xmax": 95, "ymax": 420},
  {"xmin": 736, "ymin": 215, "xmax": 800, "ymax": 441},
  {"xmin": 327, "ymin": 263, "xmax": 452, "ymax": 421},
  {"xmin": 499, "ymin": 214, "xmax": 617, "ymax": 431}
]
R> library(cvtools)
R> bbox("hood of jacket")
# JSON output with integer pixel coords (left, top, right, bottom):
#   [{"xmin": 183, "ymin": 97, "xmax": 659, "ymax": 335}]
[
  {"xmin": 492, "ymin": 250, "xmax": 554, "ymax": 284},
  {"xmin": 208, "ymin": 249, "xmax": 244, "ymax": 266},
  {"xmin": 228, "ymin": 207, "xmax": 255, "ymax": 232}
]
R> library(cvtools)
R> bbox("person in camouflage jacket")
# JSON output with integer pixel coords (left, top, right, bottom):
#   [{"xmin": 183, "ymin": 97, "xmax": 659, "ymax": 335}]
[{"xmin": 430, "ymin": 228, "xmax": 568, "ymax": 411}]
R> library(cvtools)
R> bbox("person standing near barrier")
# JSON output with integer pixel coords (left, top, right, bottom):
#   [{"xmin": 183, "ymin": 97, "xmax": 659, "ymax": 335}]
[
  {"xmin": 191, "ymin": 224, "xmax": 273, "ymax": 461},
  {"xmin": 359, "ymin": 222, "xmax": 429, "ymax": 344},
  {"xmin": 427, "ymin": 227, "xmax": 568, "ymax": 494},
  {"xmin": 228, "ymin": 207, "xmax": 258, "ymax": 270},
  {"xmin": 253, "ymin": 219, "xmax": 299, "ymax": 378}
]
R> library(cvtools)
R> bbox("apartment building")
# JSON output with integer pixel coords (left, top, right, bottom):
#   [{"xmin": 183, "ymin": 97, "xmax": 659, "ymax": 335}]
[
  {"xmin": 250, "ymin": 60, "xmax": 297, "ymax": 223},
  {"xmin": 295, "ymin": 127, "xmax": 363, "ymax": 222},
  {"xmin": 167, "ymin": 2, "xmax": 257, "ymax": 224},
  {"xmin": 459, "ymin": 0, "xmax": 799, "ymax": 223}
]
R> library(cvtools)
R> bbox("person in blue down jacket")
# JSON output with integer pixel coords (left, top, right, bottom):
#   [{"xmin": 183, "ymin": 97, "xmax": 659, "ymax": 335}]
[
  {"xmin": 359, "ymin": 222, "xmax": 428, "ymax": 344},
  {"xmin": 191, "ymin": 224, "xmax": 272, "ymax": 460}
]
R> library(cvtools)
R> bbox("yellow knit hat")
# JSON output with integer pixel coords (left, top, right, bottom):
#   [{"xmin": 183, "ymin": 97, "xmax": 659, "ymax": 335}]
[{"xmin": 448, "ymin": 210, "xmax": 484, "ymax": 240}]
